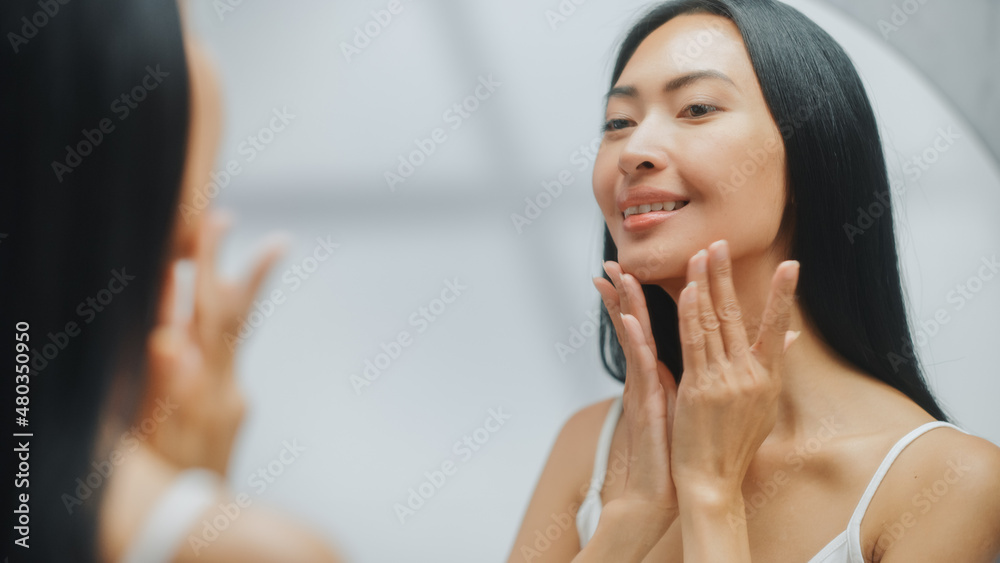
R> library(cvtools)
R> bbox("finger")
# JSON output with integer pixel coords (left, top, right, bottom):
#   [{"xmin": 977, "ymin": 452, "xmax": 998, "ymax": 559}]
[
  {"xmin": 157, "ymin": 261, "xmax": 179, "ymax": 326},
  {"xmin": 677, "ymin": 281, "xmax": 708, "ymax": 384},
  {"xmin": 707, "ymin": 240, "xmax": 751, "ymax": 359},
  {"xmin": 687, "ymin": 250, "xmax": 725, "ymax": 362},
  {"xmin": 598, "ymin": 266, "xmax": 635, "ymax": 370},
  {"xmin": 620, "ymin": 272, "xmax": 658, "ymax": 362},
  {"xmin": 147, "ymin": 325, "xmax": 181, "ymax": 386},
  {"xmin": 752, "ymin": 260, "xmax": 800, "ymax": 374},
  {"xmin": 659, "ymin": 360, "xmax": 677, "ymax": 441},
  {"xmin": 193, "ymin": 211, "xmax": 232, "ymax": 328},
  {"xmin": 603, "ymin": 261, "xmax": 632, "ymax": 318},
  {"xmin": 593, "ymin": 276, "xmax": 626, "ymax": 352},
  {"xmin": 621, "ymin": 312, "xmax": 658, "ymax": 395},
  {"xmin": 200, "ymin": 210, "xmax": 233, "ymax": 285},
  {"xmin": 656, "ymin": 360, "xmax": 677, "ymax": 410},
  {"xmin": 240, "ymin": 233, "xmax": 289, "ymax": 311}
]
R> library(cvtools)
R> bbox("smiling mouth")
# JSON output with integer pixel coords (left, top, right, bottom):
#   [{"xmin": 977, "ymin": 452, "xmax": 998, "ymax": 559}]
[{"xmin": 622, "ymin": 200, "xmax": 690, "ymax": 219}]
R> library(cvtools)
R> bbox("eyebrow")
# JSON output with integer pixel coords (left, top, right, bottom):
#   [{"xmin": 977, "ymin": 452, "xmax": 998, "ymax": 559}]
[{"xmin": 605, "ymin": 69, "xmax": 739, "ymax": 101}]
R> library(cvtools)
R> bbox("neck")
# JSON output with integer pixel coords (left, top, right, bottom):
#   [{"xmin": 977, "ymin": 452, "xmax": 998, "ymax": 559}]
[{"xmin": 653, "ymin": 248, "xmax": 861, "ymax": 441}]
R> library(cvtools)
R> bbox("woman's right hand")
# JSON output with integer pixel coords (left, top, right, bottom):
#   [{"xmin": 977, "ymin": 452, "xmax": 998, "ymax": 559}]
[{"xmin": 592, "ymin": 261, "xmax": 679, "ymax": 526}]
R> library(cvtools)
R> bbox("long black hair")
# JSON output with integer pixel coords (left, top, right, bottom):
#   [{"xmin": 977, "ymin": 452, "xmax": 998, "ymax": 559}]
[
  {"xmin": 1, "ymin": 1, "xmax": 190, "ymax": 560},
  {"xmin": 596, "ymin": 0, "xmax": 948, "ymax": 421}
]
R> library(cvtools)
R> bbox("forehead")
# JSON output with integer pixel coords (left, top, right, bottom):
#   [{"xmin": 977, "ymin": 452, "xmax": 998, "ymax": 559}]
[{"xmin": 616, "ymin": 13, "xmax": 756, "ymax": 90}]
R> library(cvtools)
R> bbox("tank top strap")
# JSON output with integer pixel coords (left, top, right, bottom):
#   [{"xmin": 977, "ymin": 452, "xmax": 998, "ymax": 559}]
[
  {"xmin": 586, "ymin": 395, "xmax": 624, "ymax": 494},
  {"xmin": 120, "ymin": 468, "xmax": 222, "ymax": 563},
  {"xmin": 847, "ymin": 420, "xmax": 966, "ymax": 528}
]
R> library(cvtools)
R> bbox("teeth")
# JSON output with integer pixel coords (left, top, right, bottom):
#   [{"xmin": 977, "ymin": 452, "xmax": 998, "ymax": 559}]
[{"xmin": 624, "ymin": 201, "xmax": 687, "ymax": 218}]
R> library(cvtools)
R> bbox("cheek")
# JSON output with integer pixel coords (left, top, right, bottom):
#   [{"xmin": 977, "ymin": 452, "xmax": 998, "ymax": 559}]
[
  {"xmin": 681, "ymin": 120, "xmax": 785, "ymax": 213},
  {"xmin": 592, "ymin": 146, "xmax": 619, "ymax": 217},
  {"xmin": 702, "ymin": 138, "xmax": 787, "ymax": 243}
]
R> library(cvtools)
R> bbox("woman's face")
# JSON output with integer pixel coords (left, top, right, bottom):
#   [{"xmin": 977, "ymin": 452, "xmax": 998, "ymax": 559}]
[{"xmin": 593, "ymin": 14, "xmax": 789, "ymax": 290}]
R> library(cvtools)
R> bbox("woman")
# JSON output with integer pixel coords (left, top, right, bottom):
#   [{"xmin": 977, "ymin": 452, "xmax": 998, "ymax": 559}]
[
  {"xmin": 509, "ymin": 1, "xmax": 1000, "ymax": 561},
  {"xmin": 1, "ymin": 1, "xmax": 340, "ymax": 561}
]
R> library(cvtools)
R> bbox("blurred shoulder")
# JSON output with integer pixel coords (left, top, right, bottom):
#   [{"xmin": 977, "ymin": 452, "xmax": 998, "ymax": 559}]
[{"xmin": 175, "ymin": 503, "xmax": 342, "ymax": 563}]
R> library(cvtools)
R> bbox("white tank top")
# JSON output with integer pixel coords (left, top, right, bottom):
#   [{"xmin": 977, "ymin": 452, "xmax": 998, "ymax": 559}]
[
  {"xmin": 575, "ymin": 395, "xmax": 968, "ymax": 561},
  {"xmin": 119, "ymin": 468, "xmax": 221, "ymax": 563}
]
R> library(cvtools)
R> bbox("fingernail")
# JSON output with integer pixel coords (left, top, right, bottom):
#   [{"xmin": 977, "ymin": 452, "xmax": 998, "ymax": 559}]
[
  {"xmin": 784, "ymin": 261, "xmax": 800, "ymax": 280},
  {"xmin": 716, "ymin": 240, "xmax": 729, "ymax": 261},
  {"xmin": 684, "ymin": 281, "xmax": 697, "ymax": 302},
  {"xmin": 694, "ymin": 250, "xmax": 707, "ymax": 273}
]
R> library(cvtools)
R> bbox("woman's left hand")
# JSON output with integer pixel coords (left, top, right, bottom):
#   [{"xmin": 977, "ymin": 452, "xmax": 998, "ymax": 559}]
[
  {"xmin": 143, "ymin": 210, "xmax": 286, "ymax": 475},
  {"xmin": 669, "ymin": 239, "xmax": 800, "ymax": 501}
]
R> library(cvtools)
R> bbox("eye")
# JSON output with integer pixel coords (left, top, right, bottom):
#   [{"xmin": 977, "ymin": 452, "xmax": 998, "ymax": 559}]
[
  {"xmin": 602, "ymin": 118, "xmax": 633, "ymax": 132},
  {"xmin": 683, "ymin": 103, "xmax": 718, "ymax": 118}
]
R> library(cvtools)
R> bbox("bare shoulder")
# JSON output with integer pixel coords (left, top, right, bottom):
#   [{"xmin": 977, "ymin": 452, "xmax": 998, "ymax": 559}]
[
  {"xmin": 175, "ymin": 503, "xmax": 342, "ymax": 563},
  {"xmin": 543, "ymin": 396, "xmax": 621, "ymax": 502},
  {"xmin": 557, "ymin": 397, "xmax": 620, "ymax": 465},
  {"xmin": 868, "ymin": 425, "xmax": 1000, "ymax": 561},
  {"xmin": 506, "ymin": 396, "xmax": 621, "ymax": 562}
]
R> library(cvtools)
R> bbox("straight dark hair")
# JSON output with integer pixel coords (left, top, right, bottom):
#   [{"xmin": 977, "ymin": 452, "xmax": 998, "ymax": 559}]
[
  {"xmin": 596, "ymin": 0, "xmax": 948, "ymax": 421},
  {"xmin": 1, "ymin": 1, "xmax": 190, "ymax": 560}
]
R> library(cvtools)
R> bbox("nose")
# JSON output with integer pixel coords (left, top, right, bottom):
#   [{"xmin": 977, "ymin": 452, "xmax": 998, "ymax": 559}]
[{"xmin": 618, "ymin": 119, "xmax": 668, "ymax": 176}]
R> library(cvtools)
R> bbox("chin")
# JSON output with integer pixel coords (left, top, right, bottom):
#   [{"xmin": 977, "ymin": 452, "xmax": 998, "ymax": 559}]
[{"xmin": 617, "ymin": 246, "xmax": 688, "ymax": 286}]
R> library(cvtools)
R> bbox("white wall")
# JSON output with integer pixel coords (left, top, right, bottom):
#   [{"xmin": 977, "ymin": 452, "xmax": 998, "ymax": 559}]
[{"xmin": 186, "ymin": 1, "xmax": 1000, "ymax": 561}]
